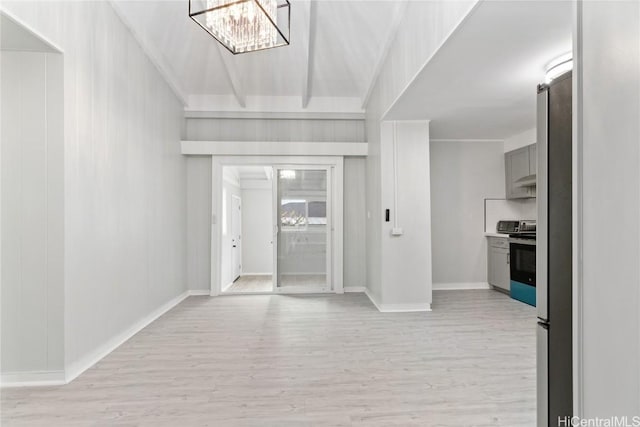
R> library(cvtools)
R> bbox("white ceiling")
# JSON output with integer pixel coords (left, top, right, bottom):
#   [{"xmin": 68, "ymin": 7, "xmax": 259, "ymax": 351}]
[
  {"xmin": 113, "ymin": 0, "xmax": 571, "ymax": 136},
  {"xmin": 386, "ymin": 0, "xmax": 572, "ymax": 140},
  {"xmin": 0, "ymin": 11, "xmax": 60, "ymax": 52},
  {"xmin": 112, "ymin": 0, "xmax": 402, "ymax": 111},
  {"xmin": 225, "ymin": 165, "xmax": 272, "ymax": 181}
]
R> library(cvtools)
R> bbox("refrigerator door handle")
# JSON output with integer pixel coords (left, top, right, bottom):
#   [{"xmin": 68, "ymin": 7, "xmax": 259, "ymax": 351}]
[
  {"xmin": 537, "ymin": 87, "xmax": 549, "ymax": 321},
  {"xmin": 537, "ymin": 322, "xmax": 549, "ymax": 427}
]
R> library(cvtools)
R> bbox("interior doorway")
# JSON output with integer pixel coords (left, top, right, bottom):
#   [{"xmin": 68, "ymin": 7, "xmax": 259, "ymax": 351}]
[
  {"xmin": 213, "ymin": 157, "xmax": 344, "ymax": 295},
  {"xmin": 221, "ymin": 165, "xmax": 273, "ymax": 293}
]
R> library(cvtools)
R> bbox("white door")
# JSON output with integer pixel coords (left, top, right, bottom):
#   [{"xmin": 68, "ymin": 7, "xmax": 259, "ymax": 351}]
[{"xmin": 231, "ymin": 195, "xmax": 242, "ymax": 281}]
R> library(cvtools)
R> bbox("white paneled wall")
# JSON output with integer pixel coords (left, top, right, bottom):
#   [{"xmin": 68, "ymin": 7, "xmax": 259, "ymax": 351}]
[
  {"xmin": 371, "ymin": 1, "xmax": 478, "ymax": 116},
  {"xmin": 1, "ymin": 1, "xmax": 187, "ymax": 380},
  {"xmin": 185, "ymin": 118, "xmax": 366, "ymax": 142},
  {"xmin": 343, "ymin": 157, "xmax": 367, "ymax": 289},
  {"xmin": 184, "ymin": 118, "xmax": 367, "ymax": 292},
  {"xmin": 379, "ymin": 121, "xmax": 432, "ymax": 309},
  {"xmin": 186, "ymin": 157, "xmax": 212, "ymax": 292},
  {"xmin": 364, "ymin": 1, "xmax": 477, "ymax": 308},
  {"xmin": 1, "ymin": 51, "xmax": 65, "ymax": 378}
]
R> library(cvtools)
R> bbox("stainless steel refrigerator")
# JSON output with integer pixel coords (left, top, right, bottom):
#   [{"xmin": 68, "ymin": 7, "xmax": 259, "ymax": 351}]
[{"xmin": 536, "ymin": 71, "xmax": 572, "ymax": 427}]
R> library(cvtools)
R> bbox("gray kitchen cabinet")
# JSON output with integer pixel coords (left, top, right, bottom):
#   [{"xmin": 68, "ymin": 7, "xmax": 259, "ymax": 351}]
[
  {"xmin": 487, "ymin": 237, "xmax": 510, "ymax": 292},
  {"xmin": 505, "ymin": 143, "xmax": 536, "ymax": 199},
  {"xmin": 529, "ymin": 143, "xmax": 537, "ymax": 175}
]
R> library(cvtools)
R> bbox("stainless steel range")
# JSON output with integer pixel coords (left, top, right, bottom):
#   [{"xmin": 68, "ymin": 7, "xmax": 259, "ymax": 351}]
[{"xmin": 509, "ymin": 234, "xmax": 536, "ymax": 306}]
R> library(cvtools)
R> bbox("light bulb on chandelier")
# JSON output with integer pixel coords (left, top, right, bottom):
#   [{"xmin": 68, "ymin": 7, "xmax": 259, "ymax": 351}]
[{"xmin": 189, "ymin": 0, "xmax": 291, "ymax": 55}]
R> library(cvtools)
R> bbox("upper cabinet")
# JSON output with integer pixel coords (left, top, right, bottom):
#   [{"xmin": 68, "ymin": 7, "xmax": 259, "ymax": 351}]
[
  {"xmin": 529, "ymin": 144, "xmax": 537, "ymax": 175},
  {"xmin": 505, "ymin": 143, "xmax": 537, "ymax": 199}
]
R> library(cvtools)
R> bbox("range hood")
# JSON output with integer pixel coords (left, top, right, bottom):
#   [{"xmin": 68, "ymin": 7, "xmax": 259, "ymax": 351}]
[{"xmin": 514, "ymin": 174, "xmax": 537, "ymax": 187}]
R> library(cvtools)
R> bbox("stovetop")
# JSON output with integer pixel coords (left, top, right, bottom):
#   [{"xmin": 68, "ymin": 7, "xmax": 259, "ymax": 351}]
[{"xmin": 509, "ymin": 232, "xmax": 536, "ymax": 240}]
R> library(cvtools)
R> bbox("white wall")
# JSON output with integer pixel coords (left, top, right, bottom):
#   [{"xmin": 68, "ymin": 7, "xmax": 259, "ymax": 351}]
[
  {"xmin": 1, "ymin": 1, "xmax": 188, "ymax": 380},
  {"xmin": 503, "ymin": 127, "xmax": 536, "ymax": 152},
  {"xmin": 576, "ymin": 0, "xmax": 640, "ymax": 417},
  {"xmin": 343, "ymin": 157, "xmax": 367, "ymax": 289},
  {"xmin": 187, "ymin": 157, "xmax": 212, "ymax": 292},
  {"xmin": 430, "ymin": 140, "xmax": 505, "ymax": 286},
  {"xmin": 184, "ymin": 118, "xmax": 367, "ymax": 292},
  {"xmin": 364, "ymin": 1, "xmax": 477, "ymax": 309},
  {"xmin": 185, "ymin": 118, "xmax": 365, "ymax": 142},
  {"xmin": 379, "ymin": 121, "xmax": 433, "ymax": 308},
  {"xmin": 1, "ymin": 50, "xmax": 65, "ymax": 378},
  {"xmin": 367, "ymin": 1, "xmax": 479, "ymax": 118},
  {"xmin": 241, "ymin": 187, "xmax": 273, "ymax": 275},
  {"xmin": 484, "ymin": 198, "xmax": 537, "ymax": 233}
]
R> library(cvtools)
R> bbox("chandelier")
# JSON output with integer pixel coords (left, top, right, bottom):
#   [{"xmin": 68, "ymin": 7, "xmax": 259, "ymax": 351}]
[{"xmin": 189, "ymin": 0, "xmax": 291, "ymax": 54}]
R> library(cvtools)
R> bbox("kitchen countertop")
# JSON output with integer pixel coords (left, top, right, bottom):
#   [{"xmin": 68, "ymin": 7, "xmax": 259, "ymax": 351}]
[{"xmin": 484, "ymin": 232, "xmax": 510, "ymax": 238}]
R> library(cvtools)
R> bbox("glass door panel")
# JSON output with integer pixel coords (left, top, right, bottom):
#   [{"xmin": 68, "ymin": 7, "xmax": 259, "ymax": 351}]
[{"xmin": 275, "ymin": 168, "xmax": 330, "ymax": 291}]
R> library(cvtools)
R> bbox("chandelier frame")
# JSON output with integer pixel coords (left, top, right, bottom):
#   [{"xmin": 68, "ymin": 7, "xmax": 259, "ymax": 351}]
[{"xmin": 189, "ymin": 0, "xmax": 291, "ymax": 55}]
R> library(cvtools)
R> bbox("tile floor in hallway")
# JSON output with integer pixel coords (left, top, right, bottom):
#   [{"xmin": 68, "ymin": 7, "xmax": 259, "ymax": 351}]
[{"xmin": 1, "ymin": 290, "xmax": 536, "ymax": 426}]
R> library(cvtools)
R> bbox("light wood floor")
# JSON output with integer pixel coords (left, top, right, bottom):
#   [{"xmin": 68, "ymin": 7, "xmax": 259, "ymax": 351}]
[
  {"xmin": 225, "ymin": 275, "xmax": 273, "ymax": 292},
  {"xmin": 279, "ymin": 274, "xmax": 326, "ymax": 288},
  {"xmin": 1, "ymin": 291, "xmax": 536, "ymax": 426},
  {"xmin": 225, "ymin": 274, "xmax": 328, "ymax": 293}
]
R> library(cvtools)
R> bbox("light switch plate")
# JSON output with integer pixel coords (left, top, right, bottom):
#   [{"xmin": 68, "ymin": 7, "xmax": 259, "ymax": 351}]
[{"xmin": 391, "ymin": 227, "xmax": 403, "ymax": 236}]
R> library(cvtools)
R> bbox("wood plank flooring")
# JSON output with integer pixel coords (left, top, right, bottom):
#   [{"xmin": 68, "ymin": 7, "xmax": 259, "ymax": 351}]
[
  {"xmin": 279, "ymin": 274, "xmax": 326, "ymax": 288},
  {"xmin": 1, "ymin": 290, "xmax": 536, "ymax": 426},
  {"xmin": 225, "ymin": 274, "xmax": 328, "ymax": 293},
  {"xmin": 226, "ymin": 275, "xmax": 273, "ymax": 292}
]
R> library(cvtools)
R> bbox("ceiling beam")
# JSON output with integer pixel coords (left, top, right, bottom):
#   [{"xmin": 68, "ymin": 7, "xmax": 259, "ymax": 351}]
[
  {"xmin": 214, "ymin": 44, "xmax": 246, "ymax": 108},
  {"xmin": 360, "ymin": 0, "xmax": 409, "ymax": 110},
  {"xmin": 301, "ymin": 0, "xmax": 317, "ymax": 109}
]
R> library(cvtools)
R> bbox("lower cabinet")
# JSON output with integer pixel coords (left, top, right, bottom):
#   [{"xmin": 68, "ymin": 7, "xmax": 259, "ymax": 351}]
[{"xmin": 487, "ymin": 237, "xmax": 510, "ymax": 292}]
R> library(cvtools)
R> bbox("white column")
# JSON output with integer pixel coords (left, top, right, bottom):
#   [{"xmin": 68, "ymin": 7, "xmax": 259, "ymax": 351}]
[{"xmin": 377, "ymin": 120, "xmax": 432, "ymax": 311}]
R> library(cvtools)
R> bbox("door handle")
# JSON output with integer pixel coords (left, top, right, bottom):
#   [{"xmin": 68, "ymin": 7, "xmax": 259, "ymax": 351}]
[{"xmin": 232, "ymin": 245, "xmax": 237, "ymax": 248}]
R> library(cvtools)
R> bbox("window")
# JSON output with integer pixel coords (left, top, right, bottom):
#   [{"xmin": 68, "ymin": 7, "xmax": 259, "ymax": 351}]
[{"xmin": 281, "ymin": 199, "xmax": 327, "ymax": 228}]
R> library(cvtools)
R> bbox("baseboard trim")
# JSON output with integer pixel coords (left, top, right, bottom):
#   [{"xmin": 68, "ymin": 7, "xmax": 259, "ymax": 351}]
[
  {"xmin": 344, "ymin": 286, "xmax": 366, "ymax": 293},
  {"xmin": 65, "ymin": 290, "xmax": 190, "ymax": 384},
  {"xmin": 432, "ymin": 282, "xmax": 491, "ymax": 291},
  {"xmin": 364, "ymin": 288, "xmax": 383, "ymax": 310},
  {"xmin": 1, "ymin": 370, "xmax": 66, "ymax": 388},
  {"xmin": 364, "ymin": 288, "xmax": 431, "ymax": 313},
  {"xmin": 221, "ymin": 281, "xmax": 234, "ymax": 292},
  {"xmin": 187, "ymin": 289, "xmax": 211, "ymax": 296}
]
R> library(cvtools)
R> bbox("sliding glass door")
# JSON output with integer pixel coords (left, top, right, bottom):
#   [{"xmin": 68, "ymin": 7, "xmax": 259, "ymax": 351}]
[{"xmin": 273, "ymin": 166, "xmax": 331, "ymax": 292}]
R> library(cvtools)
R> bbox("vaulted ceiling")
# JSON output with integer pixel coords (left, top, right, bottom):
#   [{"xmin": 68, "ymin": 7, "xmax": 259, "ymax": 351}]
[
  {"xmin": 112, "ymin": 0, "xmax": 404, "ymax": 113},
  {"xmin": 113, "ymin": 0, "xmax": 572, "ymax": 140}
]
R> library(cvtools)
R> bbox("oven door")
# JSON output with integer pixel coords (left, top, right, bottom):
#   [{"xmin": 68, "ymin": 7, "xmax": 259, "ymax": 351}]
[{"xmin": 510, "ymin": 242, "xmax": 536, "ymax": 286}]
